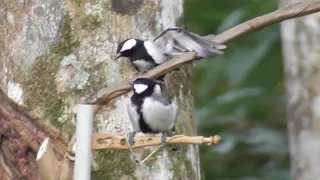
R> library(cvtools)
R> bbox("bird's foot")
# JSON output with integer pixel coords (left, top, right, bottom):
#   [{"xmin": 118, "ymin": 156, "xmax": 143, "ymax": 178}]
[
  {"xmin": 126, "ymin": 131, "xmax": 139, "ymax": 163},
  {"xmin": 128, "ymin": 131, "xmax": 136, "ymax": 147},
  {"xmin": 161, "ymin": 132, "xmax": 167, "ymax": 147}
]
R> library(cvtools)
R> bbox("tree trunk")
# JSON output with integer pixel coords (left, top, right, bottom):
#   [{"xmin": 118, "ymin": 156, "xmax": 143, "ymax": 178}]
[
  {"xmin": 280, "ymin": 0, "xmax": 320, "ymax": 179},
  {"xmin": 0, "ymin": 0, "xmax": 201, "ymax": 179}
]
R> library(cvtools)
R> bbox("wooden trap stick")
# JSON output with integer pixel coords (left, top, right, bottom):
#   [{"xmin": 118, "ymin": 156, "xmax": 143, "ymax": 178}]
[{"xmin": 91, "ymin": 133, "xmax": 221, "ymax": 150}]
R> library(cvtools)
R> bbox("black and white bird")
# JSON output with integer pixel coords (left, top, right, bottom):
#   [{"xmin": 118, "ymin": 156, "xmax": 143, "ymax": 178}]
[
  {"xmin": 114, "ymin": 27, "xmax": 226, "ymax": 74},
  {"xmin": 127, "ymin": 78, "xmax": 180, "ymax": 151}
]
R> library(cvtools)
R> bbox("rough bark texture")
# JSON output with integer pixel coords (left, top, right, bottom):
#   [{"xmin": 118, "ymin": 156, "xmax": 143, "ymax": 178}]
[
  {"xmin": 0, "ymin": 0, "xmax": 200, "ymax": 179},
  {"xmin": 280, "ymin": 0, "xmax": 320, "ymax": 179},
  {"xmin": 0, "ymin": 89, "xmax": 70, "ymax": 179}
]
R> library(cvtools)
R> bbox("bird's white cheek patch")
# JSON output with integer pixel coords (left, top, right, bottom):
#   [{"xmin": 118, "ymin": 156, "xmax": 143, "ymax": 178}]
[
  {"xmin": 134, "ymin": 84, "xmax": 148, "ymax": 94},
  {"xmin": 121, "ymin": 39, "xmax": 136, "ymax": 52}
]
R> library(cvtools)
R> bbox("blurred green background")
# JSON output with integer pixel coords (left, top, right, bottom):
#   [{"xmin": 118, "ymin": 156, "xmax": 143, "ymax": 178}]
[{"xmin": 184, "ymin": 0, "xmax": 289, "ymax": 179}]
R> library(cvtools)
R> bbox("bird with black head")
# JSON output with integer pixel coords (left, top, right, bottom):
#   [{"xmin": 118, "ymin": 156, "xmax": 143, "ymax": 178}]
[{"xmin": 127, "ymin": 78, "xmax": 181, "ymax": 151}]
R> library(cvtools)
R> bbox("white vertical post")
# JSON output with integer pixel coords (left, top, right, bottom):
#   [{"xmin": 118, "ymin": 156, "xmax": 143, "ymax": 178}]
[{"xmin": 74, "ymin": 104, "xmax": 94, "ymax": 180}]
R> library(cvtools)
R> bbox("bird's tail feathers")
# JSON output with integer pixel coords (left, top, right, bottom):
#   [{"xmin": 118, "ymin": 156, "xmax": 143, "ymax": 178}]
[
  {"xmin": 213, "ymin": 43, "xmax": 227, "ymax": 50},
  {"xmin": 202, "ymin": 34, "xmax": 216, "ymax": 40},
  {"xmin": 193, "ymin": 33, "xmax": 227, "ymax": 57},
  {"xmin": 202, "ymin": 34, "xmax": 227, "ymax": 50}
]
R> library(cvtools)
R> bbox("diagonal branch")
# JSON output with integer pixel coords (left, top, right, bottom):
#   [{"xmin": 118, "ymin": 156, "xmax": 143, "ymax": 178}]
[
  {"xmin": 213, "ymin": 0, "xmax": 320, "ymax": 44},
  {"xmin": 92, "ymin": 0, "xmax": 320, "ymax": 112}
]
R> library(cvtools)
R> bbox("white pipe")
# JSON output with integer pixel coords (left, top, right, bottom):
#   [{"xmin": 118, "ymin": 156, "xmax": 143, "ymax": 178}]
[{"xmin": 74, "ymin": 104, "xmax": 94, "ymax": 180}]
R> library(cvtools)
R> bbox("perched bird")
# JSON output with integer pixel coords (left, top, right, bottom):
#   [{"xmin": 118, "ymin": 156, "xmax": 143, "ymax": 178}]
[
  {"xmin": 127, "ymin": 78, "xmax": 180, "ymax": 151},
  {"xmin": 114, "ymin": 27, "xmax": 226, "ymax": 74}
]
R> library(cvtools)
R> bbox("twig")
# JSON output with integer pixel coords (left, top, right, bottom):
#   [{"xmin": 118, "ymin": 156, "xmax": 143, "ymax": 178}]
[
  {"xmin": 139, "ymin": 135, "xmax": 187, "ymax": 166},
  {"xmin": 139, "ymin": 144, "xmax": 163, "ymax": 166},
  {"xmin": 91, "ymin": 133, "xmax": 221, "ymax": 150},
  {"xmin": 92, "ymin": 0, "xmax": 320, "ymax": 113},
  {"xmin": 213, "ymin": 0, "xmax": 320, "ymax": 44}
]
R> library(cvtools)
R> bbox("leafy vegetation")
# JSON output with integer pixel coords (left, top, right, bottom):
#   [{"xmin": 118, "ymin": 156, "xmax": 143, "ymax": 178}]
[{"xmin": 185, "ymin": 0, "xmax": 289, "ymax": 179}]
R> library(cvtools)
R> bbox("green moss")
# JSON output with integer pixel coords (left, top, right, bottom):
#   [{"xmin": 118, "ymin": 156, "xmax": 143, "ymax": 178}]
[
  {"xmin": 169, "ymin": 146, "xmax": 196, "ymax": 180},
  {"xmin": 24, "ymin": 54, "xmax": 65, "ymax": 130},
  {"xmin": 151, "ymin": 25, "xmax": 159, "ymax": 37},
  {"xmin": 52, "ymin": 13, "xmax": 80, "ymax": 56},
  {"xmin": 82, "ymin": 14, "xmax": 102, "ymax": 31},
  {"xmin": 141, "ymin": 148, "xmax": 159, "ymax": 167},
  {"xmin": 73, "ymin": 0, "xmax": 84, "ymax": 6},
  {"xmin": 167, "ymin": 69, "xmax": 192, "ymax": 97},
  {"xmin": 92, "ymin": 150, "xmax": 137, "ymax": 180},
  {"xmin": 24, "ymin": 12, "xmax": 80, "ymax": 132}
]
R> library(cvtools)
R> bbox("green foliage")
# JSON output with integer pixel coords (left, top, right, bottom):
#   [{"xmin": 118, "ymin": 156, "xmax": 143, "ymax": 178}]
[{"xmin": 185, "ymin": 0, "xmax": 289, "ymax": 179}]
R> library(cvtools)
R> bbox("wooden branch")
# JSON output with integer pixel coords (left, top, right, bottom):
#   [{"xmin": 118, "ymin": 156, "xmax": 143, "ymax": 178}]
[
  {"xmin": 92, "ymin": 0, "xmax": 320, "ymax": 112},
  {"xmin": 213, "ymin": 0, "xmax": 320, "ymax": 44},
  {"xmin": 91, "ymin": 133, "xmax": 221, "ymax": 150}
]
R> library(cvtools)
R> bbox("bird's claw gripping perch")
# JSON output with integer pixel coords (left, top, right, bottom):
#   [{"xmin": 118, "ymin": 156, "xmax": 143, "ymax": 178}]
[{"xmin": 161, "ymin": 132, "xmax": 167, "ymax": 147}]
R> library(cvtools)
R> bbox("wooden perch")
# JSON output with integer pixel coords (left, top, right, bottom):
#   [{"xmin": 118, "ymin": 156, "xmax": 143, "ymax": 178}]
[
  {"xmin": 91, "ymin": 133, "xmax": 221, "ymax": 150},
  {"xmin": 92, "ymin": 0, "xmax": 320, "ymax": 115},
  {"xmin": 36, "ymin": 138, "xmax": 71, "ymax": 180}
]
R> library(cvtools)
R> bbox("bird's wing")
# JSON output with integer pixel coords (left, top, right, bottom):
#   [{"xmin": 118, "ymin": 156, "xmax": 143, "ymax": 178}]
[
  {"xmin": 160, "ymin": 83, "xmax": 171, "ymax": 104},
  {"xmin": 151, "ymin": 94, "xmax": 170, "ymax": 105},
  {"xmin": 154, "ymin": 27, "xmax": 226, "ymax": 58},
  {"xmin": 127, "ymin": 103, "xmax": 141, "ymax": 132},
  {"xmin": 141, "ymin": 95, "xmax": 178, "ymax": 132}
]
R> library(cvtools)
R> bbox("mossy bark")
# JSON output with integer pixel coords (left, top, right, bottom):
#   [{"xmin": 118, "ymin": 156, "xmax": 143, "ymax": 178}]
[
  {"xmin": 0, "ymin": 0, "xmax": 201, "ymax": 179},
  {"xmin": 280, "ymin": 0, "xmax": 320, "ymax": 179}
]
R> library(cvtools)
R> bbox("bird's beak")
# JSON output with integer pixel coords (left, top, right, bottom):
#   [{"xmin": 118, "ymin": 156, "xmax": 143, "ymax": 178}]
[
  {"xmin": 128, "ymin": 81, "xmax": 134, "ymax": 86},
  {"xmin": 114, "ymin": 52, "xmax": 122, "ymax": 60}
]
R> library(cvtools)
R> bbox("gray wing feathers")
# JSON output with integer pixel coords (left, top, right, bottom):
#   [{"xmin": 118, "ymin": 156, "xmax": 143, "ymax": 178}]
[
  {"xmin": 160, "ymin": 83, "xmax": 171, "ymax": 103},
  {"xmin": 151, "ymin": 94, "xmax": 170, "ymax": 106},
  {"xmin": 127, "ymin": 103, "xmax": 141, "ymax": 132},
  {"xmin": 154, "ymin": 28, "xmax": 226, "ymax": 58}
]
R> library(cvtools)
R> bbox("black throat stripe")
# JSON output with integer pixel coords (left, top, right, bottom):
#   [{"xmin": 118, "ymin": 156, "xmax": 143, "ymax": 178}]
[{"xmin": 131, "ymin": 95, "xmax": 158, "ymax": 133}]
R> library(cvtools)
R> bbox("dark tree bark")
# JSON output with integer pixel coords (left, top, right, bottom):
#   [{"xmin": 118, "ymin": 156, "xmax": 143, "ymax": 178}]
[{"xmin": 0, "ymin": 89, "xmax": 69, "ymax": 179}]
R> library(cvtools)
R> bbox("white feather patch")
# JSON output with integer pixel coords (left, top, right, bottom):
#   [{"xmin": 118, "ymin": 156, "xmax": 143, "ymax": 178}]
[
  {"xmin": 121, "ymin": 39, "xmax": 137, "ymax": 52},
  {"xmin": 144, "ymin": 41, "xmax": 166, "ymax": 64},
  {"xmin": 142, "ymin": 97, "xmax": 177, "ymax": 132},
  {"xmin": 132, "ymin": 60, "xmax": 155, "ymax": 73},
  {"xmin": 134, "ymin": 84, "xmax": 148, "ymax": 94}
]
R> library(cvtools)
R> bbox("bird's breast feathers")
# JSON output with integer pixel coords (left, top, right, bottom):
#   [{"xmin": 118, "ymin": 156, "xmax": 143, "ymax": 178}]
[
  {"xmin": 132, "ymin": 60, "xmax": 156, "ymax": 73},
  {"xmin": 141, "ymin": 96, "xmax": 178, "ymax": 132}
]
